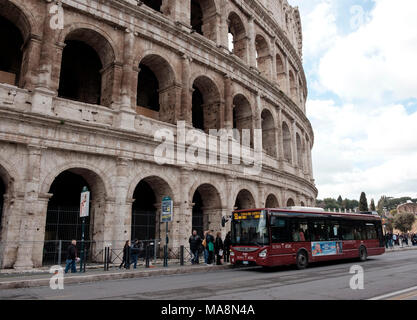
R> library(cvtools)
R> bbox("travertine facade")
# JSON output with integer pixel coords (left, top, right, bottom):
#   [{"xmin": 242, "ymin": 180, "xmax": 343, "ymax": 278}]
[{"xmin": 0, "ymin": 0, "xmax": 317, "ymax": 269}]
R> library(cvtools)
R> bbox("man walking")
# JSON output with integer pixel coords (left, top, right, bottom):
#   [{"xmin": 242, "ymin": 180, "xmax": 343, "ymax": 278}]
[
  {"xmin": 189, "ymin": 230, "xmax": 202, "ymax": 264},
  {"xmin": 130, "ymin": 239, "xmax": 140, "ymax": 269},
  {"xmin": 64, "ymin": 240, "xmax": 78, "ymax": 274}
]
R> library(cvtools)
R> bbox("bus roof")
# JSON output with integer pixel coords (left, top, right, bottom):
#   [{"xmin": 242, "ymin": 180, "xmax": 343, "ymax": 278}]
[{"xmin": 233, "ymin": 207, "xmax": 382, "ymax": 220}]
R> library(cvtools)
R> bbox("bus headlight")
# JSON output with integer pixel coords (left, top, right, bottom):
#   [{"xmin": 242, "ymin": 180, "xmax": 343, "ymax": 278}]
[{"xmin": 259, "ymin": 249, "xmax": 268, "ymax": 258}]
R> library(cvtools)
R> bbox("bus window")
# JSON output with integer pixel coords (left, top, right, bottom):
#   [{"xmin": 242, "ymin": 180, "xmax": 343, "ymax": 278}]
[
  {"xmin": 310, "ymin": 220, "xmax": 328, "ymax": 241},
  {"xmin": 270, "ymin": 217, "xmax": 290, "ymax": 243},
  {"xmin": 365, "ymin": 223, "xmax": 377, "ymax": 240},
  {"xmin": 328, "ymin": 220, "xmax": 341, "ymax": 241},
  {"xmin": 341, "ymin": 221, "xmax": 354, "ymax": 240},
  {"xmin": 290, "ymin": 220, "xmax": 309, "ymax": 242}
]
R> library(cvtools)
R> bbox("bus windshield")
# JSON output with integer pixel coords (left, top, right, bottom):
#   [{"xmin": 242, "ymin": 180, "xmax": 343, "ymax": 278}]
[{"xmin": 231, "ymin": 211, "xmax": 269, "ymax": 246}]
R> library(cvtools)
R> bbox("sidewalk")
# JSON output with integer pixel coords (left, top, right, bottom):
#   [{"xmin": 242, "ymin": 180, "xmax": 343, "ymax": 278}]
[
  {"xmin": 0, "ymin": 262, "xmax": 235, "ymax": 290},
  {"xmin": 385, "ymin": 244, "xmax": 417, "ymax": 253}
]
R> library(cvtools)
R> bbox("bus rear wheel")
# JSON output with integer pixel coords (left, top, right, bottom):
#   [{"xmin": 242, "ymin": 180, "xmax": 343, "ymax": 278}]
[
  {"xmin": 359, "ymin": 246, "xmax": 367, "ymax": 262},
  {"xmin": 296, "ymin": 251, "xmax": 308, "ymax": 270}
]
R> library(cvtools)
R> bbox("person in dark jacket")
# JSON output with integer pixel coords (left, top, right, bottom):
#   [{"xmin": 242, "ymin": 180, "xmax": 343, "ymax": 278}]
[
  {"xmin": 223, "ymin": 232, "xmax": 231, "ymax": 263},
  {"xmin": 214, "ymin": 232, "xmax": 224, "ymax": 265},
  {"xmin": 189, "ymin": 230, "xmax": 202, "ymax": 264},
  {"xmin": 130, "ymin": 239, "xmax": 140, "ymax": 269},
  {"xmin": 64, "ymin": 240, "xmax": 78, "ymax": 274},
  {"xmin": 206, "ymin": 231, "xmax": 215, "ymax": 265},
  {"xmin": 119, "ymin": 240, "xmax": 131, "ymax": 269}
]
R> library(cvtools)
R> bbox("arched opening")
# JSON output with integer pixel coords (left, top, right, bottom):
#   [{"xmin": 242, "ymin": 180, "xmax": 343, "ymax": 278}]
[
  {"xmin": 265, "ymin": 194, "xmax": 279, "ymax": 208},
  {"xmin": 137, "ymin": 64, "xmax": 160, "ymax": 112},
  {"xmin": 137, "ymin": 55, "xmax": 177, "ymax": 124},
  {"xmin": 289, "ymin": 70, "xmax": 297, "ymax": 101},
  {"xmin": 191, "ymin": 0, "xmax": 217, "ymax": 42},
  {"xmin": 261, "ymin": 109, "xmax": 277, "ymax": 157},
  {"xmin": 192, "ymin": 76, "xmax": 221, "ymax": 133},
  {"xmin": 43, "ymin": 169, "xmax": 107, "ymax": 265},
  {"xmin": 282, "ymin": 122, "xmax": 292, "ymax": 163},
  {"xmin": 142, "ymin": 0, "xmax": 162, "ymax": 12},
  {"xmin": 287, "ymin": 198, "xmax": 295, "ymax": 207},
  {"xmin": 228, "ymin": 12, "xmax": 247, "ymax": 61},
  {"xmin": 131, "ymin": 176, "xmax": 173, "ymax": 242},
  {"xmin": 192, "ymin": 184, "xmax": 222, "ymax": 238},
  {"xmin": 58, "ymin": 29, "xmax": 115, "ymax": 107},
  {"xmin": 300, "ymin": 201, "xmax": 305, "ymax": 207},
  {"xmin": 276, "ymin": 54, "xmax": 286, "ymax": 89},
  {"xmin": 0, "ymin": 177, "xmax": 5, "ymax": 234},
  {"xmin": 233, "ymin": 94, "xmax": 254, "ymax": 148},
  {"xmin": 235, "ymin": 189, "xmax": 256, "ymax": 210},
  {"xmin": 296, "ymin": 133, "xmax": 303, "ymax": 170},
  {"xmin": 0, "ymin": 16, "xmax": 23, "ymax": 86},
  {"xmin": 255, "ymin": 35, "xmax": 271, "ymax": 79}
]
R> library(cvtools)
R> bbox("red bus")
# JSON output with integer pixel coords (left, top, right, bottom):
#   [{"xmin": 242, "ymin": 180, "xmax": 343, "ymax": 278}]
[{"xmin": 229, "ymin": 207, "xmax": 385, "ymax": 269}]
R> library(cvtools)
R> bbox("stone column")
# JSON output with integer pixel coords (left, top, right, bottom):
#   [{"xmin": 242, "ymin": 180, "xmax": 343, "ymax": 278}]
[
  {"xmin": 224, "ymin": 75, "xmax": 233, "ymax": 130},
  {"xmin": 284, "ymin": 56, "xmax": 291, "ymax": 96},
  {"xmin": 258, "ymin": 182, "xmax": 266, "ymax": 208},
  {"xmin": 247, "ymin": 16, "xmax": 257, "ymax": 69},
  {"xmin": 181, "ymin": 55, "xmax": 192, "ymax": 125},
  {"xmin": 168, "ymin": 0, "xmax": 191, "ymax": 28},
  {"xmin": 217, "ymin": 0, "xmax": 229, "ymax": 50},
  {"xmin": 20, "ymin": 35, "xmax": 42, "ymax": 91},
  {"xmin": 291, "ymin": 120, "xmax": 298, "ymax": 169},
  {"xmin": 14, "ymin": 145, "xmax": 45, "ymax": 270},
  {"xmin": 270, "ymin": 38, "xmax": 278, "ymax": 83},
  {"xmin": 114, "ymin": 29, "xmax": 137, "ymax": 131}
]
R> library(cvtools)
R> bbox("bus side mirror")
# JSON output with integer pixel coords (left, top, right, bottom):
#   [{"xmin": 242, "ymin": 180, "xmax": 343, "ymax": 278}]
[{"xmin": 221, "ymin": 216, "xmax": 227, "ymax": 228}]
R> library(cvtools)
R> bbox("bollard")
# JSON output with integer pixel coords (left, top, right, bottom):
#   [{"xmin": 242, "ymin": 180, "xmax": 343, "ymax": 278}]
[
  {"xmin": 163, "ymin": 245, "xmax": 168, "ymax": 267},
  {"xmin": 180, "ymin": 245, "xmax": 184, "ymax": 266},
  {"xmin": 145, "ymin": 244, "xmax": 150, "ymax": 268},
  {"xmin": 104, "ymin": 247, "xmax": 108, "ymax": 271}
]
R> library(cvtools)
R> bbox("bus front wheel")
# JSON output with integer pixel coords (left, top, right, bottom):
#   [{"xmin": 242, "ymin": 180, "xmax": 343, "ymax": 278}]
[
  {"xmin": 296, "ymin": 251, "xmax": 308, "ymax": 270},
  {"xmin": 359, "ymin": 246, "xmax": 368, "ymax": 262}
]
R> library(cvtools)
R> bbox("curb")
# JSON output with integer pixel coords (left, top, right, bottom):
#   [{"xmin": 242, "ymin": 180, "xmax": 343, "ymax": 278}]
[{"xmin": 0, "ymin": 264, "xmax": 235, "ymax": 290}]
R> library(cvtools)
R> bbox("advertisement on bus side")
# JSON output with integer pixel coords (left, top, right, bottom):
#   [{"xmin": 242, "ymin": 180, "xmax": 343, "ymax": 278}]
[{"xmin": 311, "ymin": 241, "xmax": 343, "ymax": 256}]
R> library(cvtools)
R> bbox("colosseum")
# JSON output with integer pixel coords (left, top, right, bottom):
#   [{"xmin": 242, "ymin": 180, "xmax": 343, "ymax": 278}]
[{"xmin": 0, "ymin": 0, "xmax": 317, "ymax": 269}]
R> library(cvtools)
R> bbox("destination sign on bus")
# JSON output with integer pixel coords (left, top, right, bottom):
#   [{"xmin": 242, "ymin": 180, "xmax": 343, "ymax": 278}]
[{"xmin": 233, "ymin": 211, "xmax": 265, "ymax": 220}]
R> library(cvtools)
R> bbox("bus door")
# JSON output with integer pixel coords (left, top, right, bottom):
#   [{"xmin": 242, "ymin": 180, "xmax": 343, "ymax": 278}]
[{"xmin": 269, "ymin": 215, "xmax": 293, "ymax": 265}]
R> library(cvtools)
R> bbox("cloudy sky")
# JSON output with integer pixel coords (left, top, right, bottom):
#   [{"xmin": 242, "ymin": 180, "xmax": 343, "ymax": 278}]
[{"xmin": 287, "ymin": 0, "xmax": 417, "ymax": 202}]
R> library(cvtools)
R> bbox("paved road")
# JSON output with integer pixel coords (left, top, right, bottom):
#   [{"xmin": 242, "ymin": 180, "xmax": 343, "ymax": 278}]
[{"xmin": 1, "ymin": 250, "xmax": 417, "ymax": 300}]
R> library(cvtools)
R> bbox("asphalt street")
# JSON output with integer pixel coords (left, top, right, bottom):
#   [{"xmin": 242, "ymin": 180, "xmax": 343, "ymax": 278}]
[{"xmin": 1, "ymin": 250, "xmax": 417, "ymax": 300}]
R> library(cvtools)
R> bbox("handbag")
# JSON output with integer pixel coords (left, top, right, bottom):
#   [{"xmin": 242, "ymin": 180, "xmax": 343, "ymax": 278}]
[{"xmin": 219, "ymin": 249, "xmax": 224, "ymax": 256}]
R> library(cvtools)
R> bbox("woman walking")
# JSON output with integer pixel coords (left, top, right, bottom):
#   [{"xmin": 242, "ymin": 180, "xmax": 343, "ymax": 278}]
[
  {"xmin": 215, "ymin": 232, "xmax": 224, "ymax": 265},
  {"xmin": 119, "ymin": 240, "xmax": 131, "ymax": 269}
]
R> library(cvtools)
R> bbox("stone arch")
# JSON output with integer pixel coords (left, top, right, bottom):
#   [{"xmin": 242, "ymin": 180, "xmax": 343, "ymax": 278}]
[
  {"xmin": 296, "ymin": 133, "xmax": 303, "ymax": 170},
  {"xmin": 255, "ymin": 34, "xmax": 271, "ymax": 79},
  {"xmin": 42, "ymin": 166, "xmax": 109, "ymax": 265},
  {"xmin": 233, "ymin": 93, "xmax": 254, "ymax": 148},
  {"xmin": 289, "ymin": 69, "xmax": 298, "ymax": 101},
  {"xmin": 287, "ymin": 198, "xmax": 295, "ymax": 207},
  {"xmin": 136, "ymin": 54, "xmax": 177, "ymax": 124},
  {"xmin": 191, "ymin": 75, "xmax": 221, "ymax": 132},
  {"xmin": 261, "ymin": 108, "xmax": 277, "ymax": 157},
  {"xmin": 276, "ymin": 52, "xmax": 286, "ymax": 89},
  {"xmin": 0, "ymin": 161, "xmax": 15, "ymax": 240},
  {"xmin": 190, "ymin": 183, "xmax": 223, "ymax": 237},
  {"xmin": 0, "ymin": 0, "xmax": 36, "ymax": 88},
  {"xmin": 131, "ymin": 175, "xmax": 174, "ymax": 242},
  {"xmin": 227, "ymin": 11, "xmax": 247, "ymax": 62},
  {"xmin": 57, "ymin": 25, "xmax": 117, "ymax": 107},
  {"xmin": 191, "ymin": 0, "xmax": 218, "ymax": 42},
  {"xmin": 282, "ymin": 121, "xmax": 292, "ymax": 163},
  {"xmin": 265, "ymin": 194, "xmax": 279, "ymax": 208},
  {"xmin": 234, "ymin": 189, "xmax": 256, "ymax": 210}
]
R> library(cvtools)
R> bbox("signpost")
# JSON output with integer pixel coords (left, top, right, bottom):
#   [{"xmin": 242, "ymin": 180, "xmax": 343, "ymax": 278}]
[
  {"xmin": 79, "ymin": 186, "xmax": 90, "ymax": 273},
  {"xmin": 161, "ymin": 196, "xmax": 173, "ymax": 267}
]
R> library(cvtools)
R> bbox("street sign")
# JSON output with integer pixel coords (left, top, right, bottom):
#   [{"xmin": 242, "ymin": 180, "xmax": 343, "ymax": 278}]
[
  {"xmin": 161, "ymin": 196, "xmax": 173, "ymax": 223},
  {"xmin": 80, "ymin": 189, "xmax": 90, "ymax": 218}
]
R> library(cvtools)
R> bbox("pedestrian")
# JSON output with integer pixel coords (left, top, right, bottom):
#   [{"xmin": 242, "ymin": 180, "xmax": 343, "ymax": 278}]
[
  {"xmin": 215, "ymin": 232, "xmax": 224, "ymax": 265},
  {"xmin": 130, "ymin": 239, "xmax": 140, "ymax": 269},
  {"xmin": 224, "ymin": 232, "xmax": 231, "ymax": 263},
  {"xmin": 202, "ymin": 231, "xmax": 209, "ymax": 264},
  {"xmin": 206, "ymin": 231, "xmax": 215, "ymax": 265},
  {"xmin": 119, "ymin": 240, "xmax": 131, "ymax": 269},
  {"xmin": 392, "ymin": 233, "xmax": 397, "ymax": 246},
  {"xmin": 64, "ymin": 240, "xmax": 78, "ymax": 274},
  {"xmin": 189, "ymin": 230, "xmax": 202, "ymax": 264}
]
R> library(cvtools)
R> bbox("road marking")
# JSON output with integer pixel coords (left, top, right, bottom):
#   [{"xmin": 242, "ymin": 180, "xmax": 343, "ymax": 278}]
[
  {"xmin": 369, "ymin": 286, "xmax": 417, "ymax": 300},
  {"xmin": 387, "ymin": 290, "xmax": 417, "ymax": 300}
]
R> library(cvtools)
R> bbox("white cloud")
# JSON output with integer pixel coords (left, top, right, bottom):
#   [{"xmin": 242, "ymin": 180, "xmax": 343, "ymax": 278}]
[
  {"xmin": 318, "ymin": 0, "xmax": 417, "ymax": 102},
  {"xmin": 308, "ymin": 99, "xmax": 417, "ymax": 200}
]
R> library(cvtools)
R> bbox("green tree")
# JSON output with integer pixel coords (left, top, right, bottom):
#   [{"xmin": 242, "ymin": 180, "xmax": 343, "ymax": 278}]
[
  {"xmin": 393, "ymin": 212, "xmax": 416, "ymax": 233},
  {"xmin": 370, "ymin": 199, "xmax": 376, "ymax": 211},
  {"xmin": 337, "ymin": 195, "xmax": 343, "ymax": 206},
  {"xmin": 359, "ymin": 192, "xmax": 369, "ymax": 212}
]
